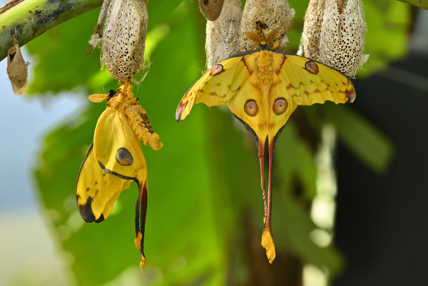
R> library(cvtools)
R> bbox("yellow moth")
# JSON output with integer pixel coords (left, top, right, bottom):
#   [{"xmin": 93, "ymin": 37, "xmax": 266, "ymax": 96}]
[
  {"xmin": 176, "ymin": 30, "xmax": 355, "ymax": 264},
  {"xmin": 77, "ymin": 81, "xmax": 161, "ymax": 268}
]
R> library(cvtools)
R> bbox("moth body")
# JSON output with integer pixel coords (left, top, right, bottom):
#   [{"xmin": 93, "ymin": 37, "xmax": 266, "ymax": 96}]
[
  {"xmin": 77, "ymin": 81, "xmax": 161, "ymax": 268},
  {"xmin": 176, "ymin": 43, "xmax": 355, "ymax": 264}
]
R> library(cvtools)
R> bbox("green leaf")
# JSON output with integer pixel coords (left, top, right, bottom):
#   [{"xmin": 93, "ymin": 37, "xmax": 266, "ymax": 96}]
[
  {"xmin": 325, "ymin": 104, "xmax": 394, "ymax": 173},
  {"xmin": 359, "ymin": 0, "xmax": 410, "ymax": 77}
]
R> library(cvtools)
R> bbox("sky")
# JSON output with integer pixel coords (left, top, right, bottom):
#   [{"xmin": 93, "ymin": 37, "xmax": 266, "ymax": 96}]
[{"xmin": 0, "ymin": 48, "xmax": 84, "ymax": 285}]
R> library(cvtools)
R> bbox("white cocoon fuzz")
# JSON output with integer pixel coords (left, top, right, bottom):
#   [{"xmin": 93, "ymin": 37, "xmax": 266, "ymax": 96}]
[{"xmin": 205, "ymin": 0, "xmax": 242, "ymax": 70}]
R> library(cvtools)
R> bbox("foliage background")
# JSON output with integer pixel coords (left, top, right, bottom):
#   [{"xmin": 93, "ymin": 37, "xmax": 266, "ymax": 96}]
[{"xmin": 0, "ymin": 0, "xmax": 420, "ymax": 285}]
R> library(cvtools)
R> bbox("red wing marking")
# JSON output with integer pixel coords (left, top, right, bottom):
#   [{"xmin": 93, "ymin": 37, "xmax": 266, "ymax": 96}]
[
  {"xmin": 275, "ymin": 55, "xmax": 287, "ymax": 75},
  {"xmin": 305, "ymin": 61, "xmax": 319, "ymax": 74},
  {"xmin": 346, "ymin": 88, "xmax": 356, "ymax": 103},
  {"xmin": 175, "ymin": 100, "xmax": 189, "ymax": 122},
  {"xmin": 241, "ymin": 57, "xmax": 253, "ymax": 74}
]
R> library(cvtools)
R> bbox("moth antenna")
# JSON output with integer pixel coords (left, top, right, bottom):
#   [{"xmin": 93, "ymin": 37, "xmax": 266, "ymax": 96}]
[
  {"xmin": 265, "ymin": 30, "xmax": 280, "ymax": 46},
  {"xmin": 244, "ymin": 32, "xmax": 263, "ymax": 46}
]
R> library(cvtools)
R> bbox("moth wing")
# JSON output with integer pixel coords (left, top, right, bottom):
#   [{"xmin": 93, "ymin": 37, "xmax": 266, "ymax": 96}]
[
  {"xmin": 94, "ymin": 108, "xmax": 147, "ymax": 184},
  {"xmin": 76, "ymin": 143, "xmax": 132, "ymax": 223},
  {"xmin": 275, "ymin": 53, "xmax": 356, "ymax": 106},
  {"xmin": 176, "ymin": 56, "xmax": 251, "ymax": 121}
]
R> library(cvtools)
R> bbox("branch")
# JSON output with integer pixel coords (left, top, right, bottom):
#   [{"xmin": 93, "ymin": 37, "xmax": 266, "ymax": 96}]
[
  {"xmin": 0, "ymin": 0, "xmax": 103, "ymax": 61},
  {"xmin": 397, "ymin": 0, "xmax": 428, "ymax": 10}
]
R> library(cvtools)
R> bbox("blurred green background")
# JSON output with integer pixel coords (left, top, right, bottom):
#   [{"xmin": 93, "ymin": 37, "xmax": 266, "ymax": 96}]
[{"xmin": 0, "ymin": 0, "xmax": 425, "ymax": 285}]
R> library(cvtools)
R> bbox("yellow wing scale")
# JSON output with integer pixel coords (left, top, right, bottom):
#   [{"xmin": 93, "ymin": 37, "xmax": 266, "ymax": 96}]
[
  {"xmin": 76, "ymin": 81, "xmax": 161, "ymax": 268},
  {"xmin": 176, "ymin": 57, "xmax": 250, "ymax": 121},
  {"xmin": 94, "ymin": 108, "xmax": 147, "ymax": 182},
  {"xmin": 76, "ymin": 144, "xmax": 132, "ymax": 222},
  {"xmin": 276, "ymin": 54, "xmax": 355, "ymax": 106}
]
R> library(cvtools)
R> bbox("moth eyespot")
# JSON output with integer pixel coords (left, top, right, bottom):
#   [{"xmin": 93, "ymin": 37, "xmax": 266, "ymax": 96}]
[
  {"xmin": 273, "ymin": 98, "xmax": 288, "ymax": 115},
  {"xmin": 305, "ymin": 61, "xmax": 319, "ymax": 74},
  {"xmin": 209, "ymin": 64, "xmax": 224, "ymax": 76},
  {"xmin": 244, "ymin": 100, "xmax": 258, "ymax": 117},
  {"xmin": 116, "ymin": 148, "xmax": 133, "ymax": 166}
]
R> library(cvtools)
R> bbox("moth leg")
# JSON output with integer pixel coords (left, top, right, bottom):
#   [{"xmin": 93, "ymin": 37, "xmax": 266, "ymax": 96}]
[{"xmin": 87, "ymin": 0, "xmax": 112, "ymax": 55}]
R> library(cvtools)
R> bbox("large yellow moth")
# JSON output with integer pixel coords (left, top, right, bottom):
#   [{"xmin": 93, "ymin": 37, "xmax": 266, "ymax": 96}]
[
  {"xmin": 77, "ymin": 81, "xmax": 162, "ymax": 268},
  {"xmin": 176, "ymin": 30, "xmax": 355, "ymax": 263}
]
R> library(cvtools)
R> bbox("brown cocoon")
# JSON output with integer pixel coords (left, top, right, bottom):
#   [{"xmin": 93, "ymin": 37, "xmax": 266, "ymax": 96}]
[
  {"xmin": 239, "ymin": 0, "xmax": 294, "ymax": 52},
  {"xmin": 7, "ymin": 37, "xmax": 29, "ymax": 95},
  {"xmin": 205, "ymin": 0, "xmax": 242, "ymax": 70},
  {"xmin": 199, "ymin": 0, "xmax": 225, "ymax": 21}
]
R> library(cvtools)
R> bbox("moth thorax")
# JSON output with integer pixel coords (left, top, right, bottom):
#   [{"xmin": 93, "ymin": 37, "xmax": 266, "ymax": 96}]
[
  {"xmin": 239, "ymin": 0, "xmax": 294, "ymax": 52},
  {"xmin": 102, "ymin": 0, "xmax": 148, "ymax": 81},
  {"xmin": 116, "ymin": 148, "xmax": 133, "ymax": 166},
  {"xmin": 257, "ymin": 52, "xmax": 274, "ymax": 87}
]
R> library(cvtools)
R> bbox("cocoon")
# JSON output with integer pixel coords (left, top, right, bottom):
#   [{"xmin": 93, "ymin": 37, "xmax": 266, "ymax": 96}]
[
  {"xmin": 88, "ymin": 0, "xmax": 148, "ymax": 81},
  {"xmin": 205, "ymin": 0, "xmax": 242, "ymax": 70},
  {"xmin": 239, "ymin": 0, "xmax": 294, "ymax": 52},
  {"xmin": 301, "ymin": 0, "xmax": 368, "ymax": 77}
]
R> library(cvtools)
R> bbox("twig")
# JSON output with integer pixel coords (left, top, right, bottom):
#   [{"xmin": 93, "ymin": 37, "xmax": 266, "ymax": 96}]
[{"xmin": 0, "ymin": 0, "xmax": 103, "ymax": 61}]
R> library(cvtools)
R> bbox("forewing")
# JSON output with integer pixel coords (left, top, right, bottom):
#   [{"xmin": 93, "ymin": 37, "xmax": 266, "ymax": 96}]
[
  {"xmin": 176, "ymin": 56, "xmax": 251, "ymax": 121},
  {"xmin": 275, "ymin": 53, "xmax": 356, "ymax": 106},
  {"xmin": 76, "ymin": 143, "xmax": 132, "ymax": 223},
  {"xmin": 94, "ymin": 108, "xmax": 147, "ymax": 184}
]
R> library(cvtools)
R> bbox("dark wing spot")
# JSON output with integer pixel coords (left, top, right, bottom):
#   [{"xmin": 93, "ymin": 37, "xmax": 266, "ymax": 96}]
[
  {"xmin": 116, "ymin": 148, "xmax": 133, "ymax": 166},
  {"xmin": 95, "ymin": 214, "xmax": 105, "ymax": 223},
  {"xmin": 78, "ymin": 197, "xmax": 96, "ymax": 223},
  {"xmin": 305, "ymin": 61, "xmax": 319, "ymax": 74}
]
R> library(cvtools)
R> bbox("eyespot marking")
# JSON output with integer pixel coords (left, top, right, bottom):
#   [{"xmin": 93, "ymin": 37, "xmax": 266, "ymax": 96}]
[
  {"xmin": 305, "ymin": 61, "xmax": 319, "ymax": 74},
  {"xmin": 273, "ymin": 98, "xmax": 288, "ymax": 115},
  {"xmin": 244, "ymin": 100, "xmax": 258, "ymax": 117},
  {"xmin": 116, "ymin": 148, "xmax": 133, "ymax": 166}
]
